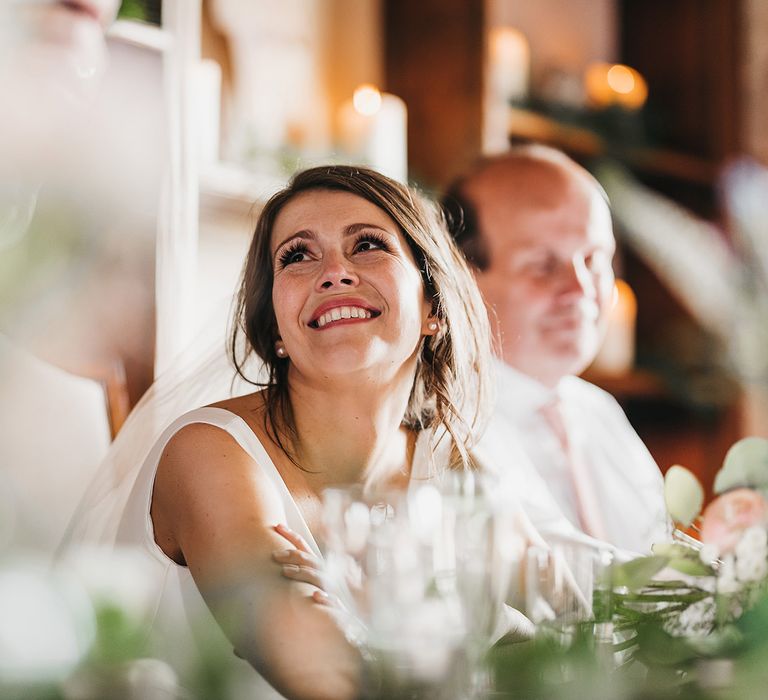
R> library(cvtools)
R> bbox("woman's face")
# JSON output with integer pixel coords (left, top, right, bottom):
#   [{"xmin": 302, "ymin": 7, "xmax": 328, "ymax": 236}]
[{"xmin": 269, "ymin": 189, "xmax": 434, "ymax": 384}]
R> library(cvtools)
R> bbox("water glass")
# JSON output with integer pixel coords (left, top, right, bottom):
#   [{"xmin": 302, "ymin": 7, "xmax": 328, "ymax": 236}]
[
  {"xmin": 525, "ymin": 542, "xmax": 614, "ymax": 645},
  {"xmin": 321, "ymin": 482, "xmax": 512, "ymax": 697}
]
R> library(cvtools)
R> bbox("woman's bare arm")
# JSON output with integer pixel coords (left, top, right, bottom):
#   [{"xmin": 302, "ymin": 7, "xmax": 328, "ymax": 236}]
[{"xmin": 151, "ymin": 423, "xmax": 361, "ymax": 700}]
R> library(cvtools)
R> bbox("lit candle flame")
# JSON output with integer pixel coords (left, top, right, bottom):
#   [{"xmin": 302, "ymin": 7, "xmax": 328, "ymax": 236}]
[
  {"xmin": 584, "ymin": 63, "xmax": 648, "ymax": 110},
  {"xmin": 606, "ymin": 65, "xmax": 636, "ymax": 95},
  {"xmin": 352, "ymin": 84, "xmax": 382, "ymax": 116}
]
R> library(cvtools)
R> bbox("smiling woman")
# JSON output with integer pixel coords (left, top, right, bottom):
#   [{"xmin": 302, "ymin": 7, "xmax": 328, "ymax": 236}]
[
  {"xmin": 64, "ymin": 165, "xmax": 493, "ymax": 700},
  {"xmin": 232, "ymin": 166, "xmax": 493, "ymax": 476}
]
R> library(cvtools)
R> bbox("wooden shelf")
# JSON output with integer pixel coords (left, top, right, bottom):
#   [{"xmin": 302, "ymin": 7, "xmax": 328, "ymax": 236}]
[
  {"xmin": 507, "ymin": 107, "xmax": 719, "ymax": 185},
  {"xmin": 581, "ymin": 367, "xmax": 669, "ymax": 402}
]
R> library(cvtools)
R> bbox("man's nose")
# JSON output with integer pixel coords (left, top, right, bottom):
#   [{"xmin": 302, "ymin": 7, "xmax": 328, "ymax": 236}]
[
  {"xmin": 560, "ymin": 257, "xmax": 596, "ymax": 298},
  {"xmin": 316, "ymin": 253, "xmax": 358, "ymax": 290}
]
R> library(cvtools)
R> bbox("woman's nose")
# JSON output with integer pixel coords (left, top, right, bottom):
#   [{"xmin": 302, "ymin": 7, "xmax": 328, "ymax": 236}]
[{"xmin": 316, "ymin": 254, "xmax": 359, "ymax": 290}]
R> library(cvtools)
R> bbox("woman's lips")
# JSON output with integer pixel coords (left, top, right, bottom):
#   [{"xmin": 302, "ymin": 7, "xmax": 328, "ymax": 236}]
[
  {"xmin": 311, "ymin": 305, "xmax": 380, "ymax": 329},
  {"xmin": 308, "ymin": 299, "xmax": 381, "ymax": 329}
]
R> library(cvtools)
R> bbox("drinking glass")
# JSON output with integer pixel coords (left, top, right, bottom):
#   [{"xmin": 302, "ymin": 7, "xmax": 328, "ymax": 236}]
[
  {"xmin": 525, "ymin": 542, "xmax": 614, "ymax": 646},
  {"xmin": 321, "ymin": 482, "xmax": 513, "ymax": 698}
]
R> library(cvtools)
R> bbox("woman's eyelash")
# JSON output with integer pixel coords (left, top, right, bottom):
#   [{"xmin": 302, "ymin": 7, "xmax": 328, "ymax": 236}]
[
  {"xmin": 278, "ymin": 232, "xmax": 389, "ymax": 268},
  {"xmin": 278, "ymin": 242, "xmax": 309, "ymax": 267},
  {"xmin": 354, "ymin": 232, "xmax": 389, "ymax": 251}
]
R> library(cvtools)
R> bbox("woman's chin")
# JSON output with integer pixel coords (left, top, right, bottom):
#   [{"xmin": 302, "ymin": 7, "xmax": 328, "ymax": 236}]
[{"xmin": 292, "ymin": 346, "xmax": 399, "ymax": 384}]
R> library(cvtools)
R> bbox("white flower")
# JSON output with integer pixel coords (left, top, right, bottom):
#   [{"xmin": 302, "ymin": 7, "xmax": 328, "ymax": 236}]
[
  {"xmin": 664, "ymin": 598, "xmax": 716, "ymax": 637},
  {"xmin": 736, "ymin": 525, "xmax": 768, "ymax": 554},
  {"xmin": 717, "ymin": 554, "xmax": 741, "ymax": 594},
  {"xmin": 733, "ymin": 526, "xmax": 768, "ymax": 582},
  {"xmin": 735, "ymin": 551, "xmax": 768, "ymax": 583},
  {"xmin": 699, "ymin": 543, "xmax": 720, "ymax": 566}
]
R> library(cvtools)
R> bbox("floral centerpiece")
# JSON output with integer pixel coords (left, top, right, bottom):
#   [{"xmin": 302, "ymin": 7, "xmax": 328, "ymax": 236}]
[
  {"xmin": 492, "ymin": 436, "xmax": 768, "ymax": 700},
  {"xmin": 660, "ymin": 437, "xmax": 768, "ymax": 627}
]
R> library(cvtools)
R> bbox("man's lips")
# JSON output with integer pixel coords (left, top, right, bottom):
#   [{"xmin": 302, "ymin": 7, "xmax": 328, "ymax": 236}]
[{"xmin": 308, "ymin": 298, "xmax": 381, "ymax": 329}]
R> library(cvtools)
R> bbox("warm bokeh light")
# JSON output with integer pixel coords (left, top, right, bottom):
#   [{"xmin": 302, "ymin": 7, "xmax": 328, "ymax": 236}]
[
  {"xmin": 592, "ymin": 279, "xmax": 637, "ymax": 376},
  {"xmin": 584, "ymin": 62, "xmax": 648, "ymax": 110},
  {"xmin": 489, "ymin": 27, "xmax": 530, "ymax": 97},
  {"xmin": 606, "ymin": 64, "xmax": 636, "ymax": 94},
  {"xmin": 352, "ymin": 84, "xmax": 382, "ymax": 116}
]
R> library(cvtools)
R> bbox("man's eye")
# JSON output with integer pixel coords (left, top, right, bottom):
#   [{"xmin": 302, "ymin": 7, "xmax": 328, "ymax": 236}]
[{"xmin": 526, "ymin": 257, "xmax": 556, "ymax": 275}]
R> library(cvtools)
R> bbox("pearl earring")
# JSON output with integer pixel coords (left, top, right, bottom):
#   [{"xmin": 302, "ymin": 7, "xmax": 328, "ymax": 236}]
[
  {"xmin": 428, "ymin": 321, "xmax": 438, "ymax": 332},
  {"xmin": 275, "ymin": 344, "xmax": 287, "ymax": 358}
]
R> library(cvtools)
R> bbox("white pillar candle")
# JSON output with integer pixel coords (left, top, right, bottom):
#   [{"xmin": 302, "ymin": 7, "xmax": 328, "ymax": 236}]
[
  {"xmin": 484, "ymin": 26, "xmax": 530, "ymax": 153},
  {"xmin": 489, "ymin": 26, "xmax": 530, "ymax": 102},
  {"xmin": 338, "ymin": 84, "xmax": 408, "ymax": 183},
  {"xmin": 592, "ymin": 279, "xmax": 637, "ymax": 376}
]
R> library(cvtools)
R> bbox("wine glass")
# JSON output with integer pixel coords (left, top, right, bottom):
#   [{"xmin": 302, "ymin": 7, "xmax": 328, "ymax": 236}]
[{"xmin": 321, "ymin": 481, "xmax": 514, "ymax": 698}]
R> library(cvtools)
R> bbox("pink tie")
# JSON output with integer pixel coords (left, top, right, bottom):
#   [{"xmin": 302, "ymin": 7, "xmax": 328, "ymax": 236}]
[{"xmin": 539, "ymin": 399, "xmax": 607, "ymax": 541}]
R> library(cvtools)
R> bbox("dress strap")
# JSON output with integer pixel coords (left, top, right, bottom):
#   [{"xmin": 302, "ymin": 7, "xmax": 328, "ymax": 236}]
[{"xmin": 171, "ymin": 407, "xmax": 321, "ymax": 558}]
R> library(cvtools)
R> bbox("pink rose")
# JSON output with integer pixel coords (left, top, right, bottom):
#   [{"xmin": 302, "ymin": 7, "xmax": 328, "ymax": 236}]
[{"xmin": 700, "ymin": 488, "xmax": 768, "ymax": 555}]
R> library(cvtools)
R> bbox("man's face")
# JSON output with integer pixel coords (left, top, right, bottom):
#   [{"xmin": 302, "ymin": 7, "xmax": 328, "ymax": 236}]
[{"xmin": 470, "ymin": 166, "xmax": 616, "ymax": 388}]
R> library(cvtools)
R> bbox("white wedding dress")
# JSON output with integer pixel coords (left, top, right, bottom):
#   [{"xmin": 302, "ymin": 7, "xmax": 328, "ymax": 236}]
[
  {"xmin": 105, "ymin": 405, "xmax": 314, "ymax": 699},
  {"xmin": 64, "ymin": 394, "xmax": 440, "ymax": 699}
]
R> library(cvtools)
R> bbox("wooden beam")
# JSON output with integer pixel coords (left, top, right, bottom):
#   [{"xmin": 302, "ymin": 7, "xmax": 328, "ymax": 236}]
[{"xmin": 384, "ymin": 0, "xmax": 485, "ymax": 189}]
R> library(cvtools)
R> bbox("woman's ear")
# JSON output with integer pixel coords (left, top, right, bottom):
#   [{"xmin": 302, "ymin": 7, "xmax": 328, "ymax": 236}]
[{"xmin": 423, "ymin": 317, "xmax": 440, "ymax": 336}]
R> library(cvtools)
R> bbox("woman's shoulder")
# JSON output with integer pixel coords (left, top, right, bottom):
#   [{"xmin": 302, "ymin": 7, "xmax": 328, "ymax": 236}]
[
  {"xmin": 163, "ymin": 391, "xmax": 268, "ymax": 457},
  {"xmin": 207, "ymin": 389, "xmax": 267, "ymax": 420},
  {"xmin": 151, "ymin": 394, "xmax": 288, "ymax": 565}
]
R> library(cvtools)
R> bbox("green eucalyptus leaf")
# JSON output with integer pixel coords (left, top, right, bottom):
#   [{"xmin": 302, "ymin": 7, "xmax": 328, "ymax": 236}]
[
  {"xmin": 651, "ymin": 543, "xmax": 698, "ymax": 560},
  {"xmin": 650, "ymin": 544, "xmax": 714, "ymax": 576},
  {"xmin": 664, "ymin": 465, "xmax": 704, "ymax": 526},
  {"xmin": 714, "ymin": 437, "xmax": 768, "ymax": 494},
  {"xmin": 665, "ymin": 557, "xmax": 715, "ymax": 577},
  {"xmin": 612, "ymin": 555, "xmax": 669, "ymax": 590}
]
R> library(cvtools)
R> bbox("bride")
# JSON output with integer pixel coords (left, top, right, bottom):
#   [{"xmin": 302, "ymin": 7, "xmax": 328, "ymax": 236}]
[{"xmin": 66, "ymin": 165, "xmax": 494, "ymax": 699}]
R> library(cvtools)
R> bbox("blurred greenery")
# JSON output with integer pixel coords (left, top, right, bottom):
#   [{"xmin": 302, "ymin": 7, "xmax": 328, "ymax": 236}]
[
  {"xmin": 488, "ymin": 553, "xmax": 768, "ymax": 700},
  {"xmin": 117, "ymin": 0, "xmax": 161, "ymax": 25},
  {"xmin": 117, "ymin": 1, "xmax": 147, "ymax": 22}
]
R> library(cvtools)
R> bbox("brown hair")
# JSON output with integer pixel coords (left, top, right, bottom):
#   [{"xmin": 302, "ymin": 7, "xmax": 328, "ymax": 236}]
[{"xmin": 230, "ymin": 165, "xmax": 492, "ymax": 470}]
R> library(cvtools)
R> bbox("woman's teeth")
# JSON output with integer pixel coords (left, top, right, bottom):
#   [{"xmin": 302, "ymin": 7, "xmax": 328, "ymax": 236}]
[{"xmin": 315, "ymin": 306, "xmax": 372, "ymax": 328}]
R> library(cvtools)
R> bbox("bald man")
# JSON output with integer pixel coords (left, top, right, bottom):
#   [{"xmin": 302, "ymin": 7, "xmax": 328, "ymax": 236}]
[{"xmin": 445, "ymin": 145, "xmax": 667, "ymax": 553}]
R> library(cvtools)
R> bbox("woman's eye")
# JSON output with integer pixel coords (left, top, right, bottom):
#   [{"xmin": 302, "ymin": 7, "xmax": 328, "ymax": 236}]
[
  {"xmin": 279, "ymin": 246, "xmax": 309, "ymax": 267},
  {"xmin": 354, "ymin": 236, "xmax": 387, "ymax": 253}
]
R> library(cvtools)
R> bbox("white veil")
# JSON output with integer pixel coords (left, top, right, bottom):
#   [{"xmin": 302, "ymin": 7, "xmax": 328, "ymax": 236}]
[{"xmin": 57, "ymin": 295, "xmax": 265, "ymax": 553}]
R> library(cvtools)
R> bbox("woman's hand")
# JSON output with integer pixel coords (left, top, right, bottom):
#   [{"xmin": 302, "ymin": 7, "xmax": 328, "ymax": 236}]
[{"xmin": 272, "ymin": 523, "xmax": 333, "ymax": 606}]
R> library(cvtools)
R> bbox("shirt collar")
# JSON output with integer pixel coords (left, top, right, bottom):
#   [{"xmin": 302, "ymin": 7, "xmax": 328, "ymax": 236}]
[{"xmin": 493, "ymin": 357, "xmax": 564, "ymax": 416}]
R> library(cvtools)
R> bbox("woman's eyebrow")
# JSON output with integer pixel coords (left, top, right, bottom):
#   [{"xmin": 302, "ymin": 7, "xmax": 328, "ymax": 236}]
[
  {"xmin": 273, "ymin": 230, "xmax": 314, "ymax": 256},
  {"xmin": 343, "ymin": 223, "xmax": 391, "ymax": 236}
]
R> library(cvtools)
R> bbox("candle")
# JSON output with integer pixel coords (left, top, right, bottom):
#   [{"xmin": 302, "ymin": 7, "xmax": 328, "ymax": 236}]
[
  {"xmin": 592, "ymin": 279, "xmax": 637, "ymax": 376},
  {"xmin": 484, "ymin": 26, "xmax": 530, "ymax": 153},
  {"xmin": 584, "ymin": 62, "xmax": 648, "ymax": 110},
  {"xmin": 489, "ymin": 27, "xmax": 530, "ymax": 102},
  {"xmin": 337, "ymin": 84, "xmax": 408, "ymax": 183}
]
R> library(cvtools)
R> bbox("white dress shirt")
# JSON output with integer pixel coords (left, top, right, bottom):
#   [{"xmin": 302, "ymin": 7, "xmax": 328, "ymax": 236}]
[{"xmin": 474, "ymin": 359, "xmax": 669, "ymax": 554}]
